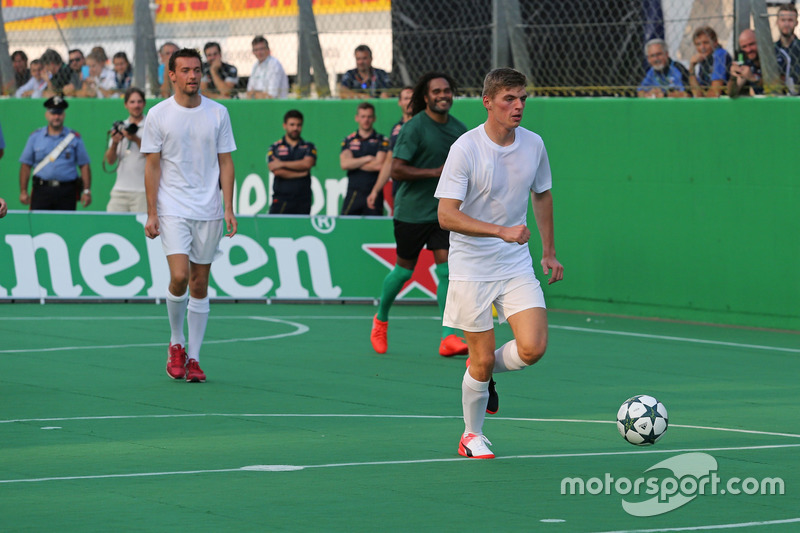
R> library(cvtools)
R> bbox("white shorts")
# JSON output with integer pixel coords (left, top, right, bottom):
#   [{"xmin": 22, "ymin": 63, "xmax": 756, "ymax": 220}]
[
  {"xmin": 158, "ymin": 216, "xmax": 224, "ymax": 264},
  {"xmin": 443, "ymin": 272, "xmax": 546, "ymax": 332}
]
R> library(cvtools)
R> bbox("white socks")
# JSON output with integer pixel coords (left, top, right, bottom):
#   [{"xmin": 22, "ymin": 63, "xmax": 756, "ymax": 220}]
[
  {"xmin": 166, "ymin": 290, "xmax": 189, "ymax": 346},
  {"xmin": 462, "ymin": 369, "xmax": 489, "ymax": 436},
  {"xmin": 186, "ymin": 296, "xmax": 210, "ymax": 362},
  {"xmin": 166, "ymin": 291, "xmax": 209, "ymax": 362},
  {"xmin": 493, "ymin": 340, "xmax": 527, "ymax": 373}
]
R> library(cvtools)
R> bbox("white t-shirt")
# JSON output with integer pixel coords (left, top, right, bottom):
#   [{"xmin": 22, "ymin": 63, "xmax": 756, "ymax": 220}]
[
  {"xmin": 247, "ymin": 55, "xmax": 289, "ymax": 98},
  {"xmin": 140, "ymin": 96, "xmax": 237, "ymax": 220},
  {"xmin": 435, "ymin": 124, "xmax": 552, "ymax": 281},
  {"xmin": 108, "ymin": 116, "xmax": 146, "ymax": 192}
]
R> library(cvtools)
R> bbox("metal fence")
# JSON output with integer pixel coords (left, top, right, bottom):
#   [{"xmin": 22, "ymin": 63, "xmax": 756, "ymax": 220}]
[{"xmin": 0, "ymin": 0, "xmax": 794, "ymax": 98}]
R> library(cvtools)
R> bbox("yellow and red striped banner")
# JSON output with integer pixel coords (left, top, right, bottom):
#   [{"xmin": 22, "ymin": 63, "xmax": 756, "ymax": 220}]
[{"xmin": 3, "ymin": 0, "xmax": 390, "ymax": 30}]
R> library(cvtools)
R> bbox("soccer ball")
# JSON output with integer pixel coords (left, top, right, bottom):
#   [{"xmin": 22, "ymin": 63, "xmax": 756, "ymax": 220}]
[{"xmin": 616, "ymin": 395, "xmax": 668, "ymax": 446}]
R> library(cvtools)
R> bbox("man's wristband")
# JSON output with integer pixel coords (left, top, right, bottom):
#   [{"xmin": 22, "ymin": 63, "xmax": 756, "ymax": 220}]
[{"xmin": 82, "ymin": 189, "xmax": 91, "ymax": 195}]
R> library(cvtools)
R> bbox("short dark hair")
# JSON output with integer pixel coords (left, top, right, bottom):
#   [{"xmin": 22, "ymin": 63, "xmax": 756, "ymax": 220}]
[
  {"xmin": 482, "ymin": 68, "xmax": 527, "ymax": 99},
  {"xmin": 357, "ymin": 101, "xmax": 375, "ymax": 113},
  {"xmin": 29, "ymin": 59, "xmax": 41, "ymax": 68},
  {"xmin": 354, "ymin": 44, "xmax": 372, "ymax": 57},
  {"xmin": 40, "ymin": 49, "xmax": 63, "ymax": 66},
  {"xmin": 778, "ymin": 3, "xmax": 798, "ymax": 16},
  {"xmin": 169, "ymin": 48, "xmax": 202, "ymax": 72},
  {"xmin": 284, "ymin": 109, "xmax": 303, "ymax": 123},
  {"xmin": 692, "ymin": 25, "xmax": 718, "ymax": 43},
  {"xmin": 12, "ymin": 50, "xmax": 28, "ymax": 62},
  {"xmin": 68, "ymin": 49, "xmax": 84, "ymax": 58},
  {"xmin": 203, "ymin": 41, "xmax": 221, "ymax": 54},
  {"xmin": 252, "ymin": 36, "xmax": 269, "ymax": 48},
  {"xmin": 410, "ymin": 72, "xmax": 456, "ymax": 116},
  {"xmin": 124, "ymin": 87, "xmax": 145, "ymax": 104}
]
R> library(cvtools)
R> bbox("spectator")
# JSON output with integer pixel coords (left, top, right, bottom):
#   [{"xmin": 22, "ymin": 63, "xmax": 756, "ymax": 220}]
[
  {"xmin": 19, "ymin": 96, "xmax": 92, "ymax": 211},
  {"xmin": 775, "ymin": 3, "xmax": 800, "ymax": 95},
  {"xmin": 367, "ymin": 86, "xmax": 414, "ymax": 213},
  {"xmin": 76, "ymin": 50, "xmax": 117, "ymax": 98},
  {"xmin": 90, "ymin": 46, "xmax": 109, "ymax": 66},
  {"xmin": 66, "ymin": 49, "xmax": 86, "ymax": 95},
  {"xmin": 201, "ymin": 42, "xmax": 238, "ymax": 99},
  {"xmin": 105, "ymin": 88, "xmax": 147, "ymax": 212},
  {"xmin": 7, "ymin": 50, "xmax": 31, "ymax": 93},
  {"xmin": 15, "ymin": 59, "xmax": 48, "ymax": 98},
  {"xmin": 339, "ymin": 44, "xmax": 392, "ymax": 99},
  {"xmin": 729, "ymin": 29, "xmax": 790, "ymax": 98},
  {"xmin": 339, "ymin": 102, "xmax": 389, "ymax": 216},
  {"xmin": 246, "ymin": 36, "xmax": 288, "ymax": 99},
  {"xmin": 112, "ymin": 52, "xmax": 133, "ymax": 92},
  {"xmin": 40, "ymin": 49, "xmax": 74, "ymax": 97},
  {"xmin": 637, "ymin": 39, "xmax": 690, "ymax": 98},
  {"xmin": 689, "ymin": 26, "xmax": 731, "ymax": 97},
  {"xmin": 267, "ymin": 110, "xmax": 317, "ymax": 214},
  {"xmin": 158, "ymin": 42, "xmax": 179, "ymax": 98}
]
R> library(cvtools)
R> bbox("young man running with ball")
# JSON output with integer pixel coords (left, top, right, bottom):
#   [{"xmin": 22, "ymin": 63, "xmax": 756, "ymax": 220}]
[
  {"xmin": 141, "ymin": 48, "xmax": 238, "ymax": 382},
  {"xmin": 436, "ymin": 68, "xmax": 564, "ymax": 458}
]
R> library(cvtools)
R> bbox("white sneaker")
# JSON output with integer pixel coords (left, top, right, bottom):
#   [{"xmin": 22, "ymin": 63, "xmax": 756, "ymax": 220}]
[{"xmin": 458, "ymin": 432, "xmax": 495, "ymax": 459}]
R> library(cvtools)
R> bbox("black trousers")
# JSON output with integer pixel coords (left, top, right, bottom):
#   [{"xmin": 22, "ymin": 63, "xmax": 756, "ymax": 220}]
[{"xmin": 31, "ymin": 179, "xmax": 78, "ymax": 211}]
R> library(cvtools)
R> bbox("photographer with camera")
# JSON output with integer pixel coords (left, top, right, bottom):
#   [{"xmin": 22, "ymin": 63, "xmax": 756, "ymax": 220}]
[{"xmin": 104, "ymin": 87, "xmax": 147, "ymax": 212}]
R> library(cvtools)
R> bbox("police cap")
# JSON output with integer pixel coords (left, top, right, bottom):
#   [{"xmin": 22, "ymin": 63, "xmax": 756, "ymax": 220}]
[{"xmin": 44, "ymin": 96, "xmax": 69, "ymax": 112}]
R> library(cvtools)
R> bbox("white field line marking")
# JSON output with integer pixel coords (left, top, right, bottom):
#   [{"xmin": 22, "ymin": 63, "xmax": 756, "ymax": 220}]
[
  {"xmin": 2, "ymin": 315, "xmax": 796, "ymax": 354},
  {"xmin": 549, "ymin": 325, "xmax": 800, "ymax": 354},
  {"xmin": 1, "ymin": 442, "xmax": 799, "ymax": 485},
  {"xmin": 0, "ymin": 317, "xmax": 308, "ymax": 354},
  {"xmin": 591, "ymin": 517, "xmax": 800, "ymax": 532},
  {"xmin": 3, "ymin": 413, "xmax": 800, "ymax": 440}
]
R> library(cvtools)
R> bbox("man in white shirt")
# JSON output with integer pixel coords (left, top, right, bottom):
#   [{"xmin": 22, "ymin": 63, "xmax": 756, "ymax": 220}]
[
  {"xmin": 246, "ymin": 35, "xmax": 289, "ymax": 99},
  {"xmin": 15, "ymin": 59, "xmax": 48, "ymax": 98},
  {"xmin": 141, "ymin": 48, "xmax": 238, "ymax": 383},
  {"xmin": 104, "ymin": 87, "xmax": 147, "ymax": 212},
  {"xmin": 436, "ymin": 68, "xmax": 564, "ymax": 459}
]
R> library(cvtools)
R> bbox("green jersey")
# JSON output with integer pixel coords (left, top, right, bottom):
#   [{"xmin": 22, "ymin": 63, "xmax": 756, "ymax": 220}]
[{"xmin": 392, "ymin": 111, "xmax": 467, "ymax": 223}]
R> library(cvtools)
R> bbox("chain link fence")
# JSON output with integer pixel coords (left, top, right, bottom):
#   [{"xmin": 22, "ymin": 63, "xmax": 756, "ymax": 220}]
[{"xmin": 0, "ymin": 0, "xmax": 794, "ymax": 98}]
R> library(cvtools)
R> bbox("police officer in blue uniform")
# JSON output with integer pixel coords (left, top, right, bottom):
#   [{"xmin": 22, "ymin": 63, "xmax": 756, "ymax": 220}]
[
  {"xmin": 267, "ymin": 109, "xmax": 317, "ymax": 214},
  {"xmin": 19, "ymin": 96, "xmax": 92, "ymax": 211}
]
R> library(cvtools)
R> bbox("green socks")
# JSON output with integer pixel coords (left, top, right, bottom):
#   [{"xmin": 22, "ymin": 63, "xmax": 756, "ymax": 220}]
[
  {"xmin": 435, "ymin": 263, "xmax": 456, "ymax": 338},
  {"xmin": 376, "ymin": 265, "xmax": 414, "ymax": 321}
]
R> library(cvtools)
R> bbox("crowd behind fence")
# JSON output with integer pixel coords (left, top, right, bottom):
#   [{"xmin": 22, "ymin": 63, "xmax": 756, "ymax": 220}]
[{"xmin": 0, "ymin": 0, "xmax": 799, "ymax": 99}]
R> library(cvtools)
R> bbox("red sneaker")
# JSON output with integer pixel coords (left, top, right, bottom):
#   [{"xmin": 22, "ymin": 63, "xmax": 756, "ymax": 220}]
[
  {"xmin": 370, "ymin": 314, "xmax": 388, "ymax": 354},
  {"xmin": 166, "ymin": 344, "xmax": 187, "ymax": 379},
  {"xmin": 439, "ymin": 334, "xmax": 469, "ymax": 357},
  {"xmin": 185, "ymin": 359, "xmax": 206, "ymax": 383}
]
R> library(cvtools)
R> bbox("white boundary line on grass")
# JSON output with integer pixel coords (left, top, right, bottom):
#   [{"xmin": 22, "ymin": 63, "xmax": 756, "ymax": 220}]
[
  {"xmin": 0, "ymin": 316, "xmax": 309, "ymax": 354},
  {"xmin": 1, "ymin": 442, "xmax": 799, "ymax": 484},
  {"xmin": 590, "ymin": 517, "xmax": 800, "ymax": 532},
  {"xmin": 1, "ymin": 314, "xmax": 797, "ymax": 354},
  {"xmin": 2, "ymin": 413, "xmax": 800, "ymax": 440}
]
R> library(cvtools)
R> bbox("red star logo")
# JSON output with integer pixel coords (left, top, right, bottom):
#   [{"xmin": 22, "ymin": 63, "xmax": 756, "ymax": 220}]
[{"xmin": 362, "ymin": 243, "xmax": 438, "ymax": 298}]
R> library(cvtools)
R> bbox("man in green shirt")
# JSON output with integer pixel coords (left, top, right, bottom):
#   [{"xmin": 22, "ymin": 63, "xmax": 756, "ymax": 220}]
[{"xmin": 370, "ymin": 72, "xmax": 469, "ymax": 357}]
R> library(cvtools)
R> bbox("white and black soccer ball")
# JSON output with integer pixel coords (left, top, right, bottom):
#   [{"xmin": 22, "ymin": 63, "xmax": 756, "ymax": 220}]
[{"xmin": 616, "ymin": 395, "xmax": 668, "ymax": 446}]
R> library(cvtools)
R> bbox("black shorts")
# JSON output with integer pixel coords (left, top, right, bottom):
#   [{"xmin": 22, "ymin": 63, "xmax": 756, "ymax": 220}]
[{"xmin": 393, "ymin": 219, "xmax": 449, "ymax": 261}]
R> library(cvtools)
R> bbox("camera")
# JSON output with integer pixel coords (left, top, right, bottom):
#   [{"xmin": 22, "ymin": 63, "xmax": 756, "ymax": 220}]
[{"xmin": 111, "ymin": 121, "xmax": 139, "ymax": 136}]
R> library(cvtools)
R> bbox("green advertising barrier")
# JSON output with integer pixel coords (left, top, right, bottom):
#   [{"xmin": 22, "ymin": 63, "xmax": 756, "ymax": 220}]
[
  {"xmin": 0, "ymin": 98, "xmax": 798, "ymax": 331},
  {"xmin": 0, "ymin": 212, "xmax": 438, "ymax": 301}
]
